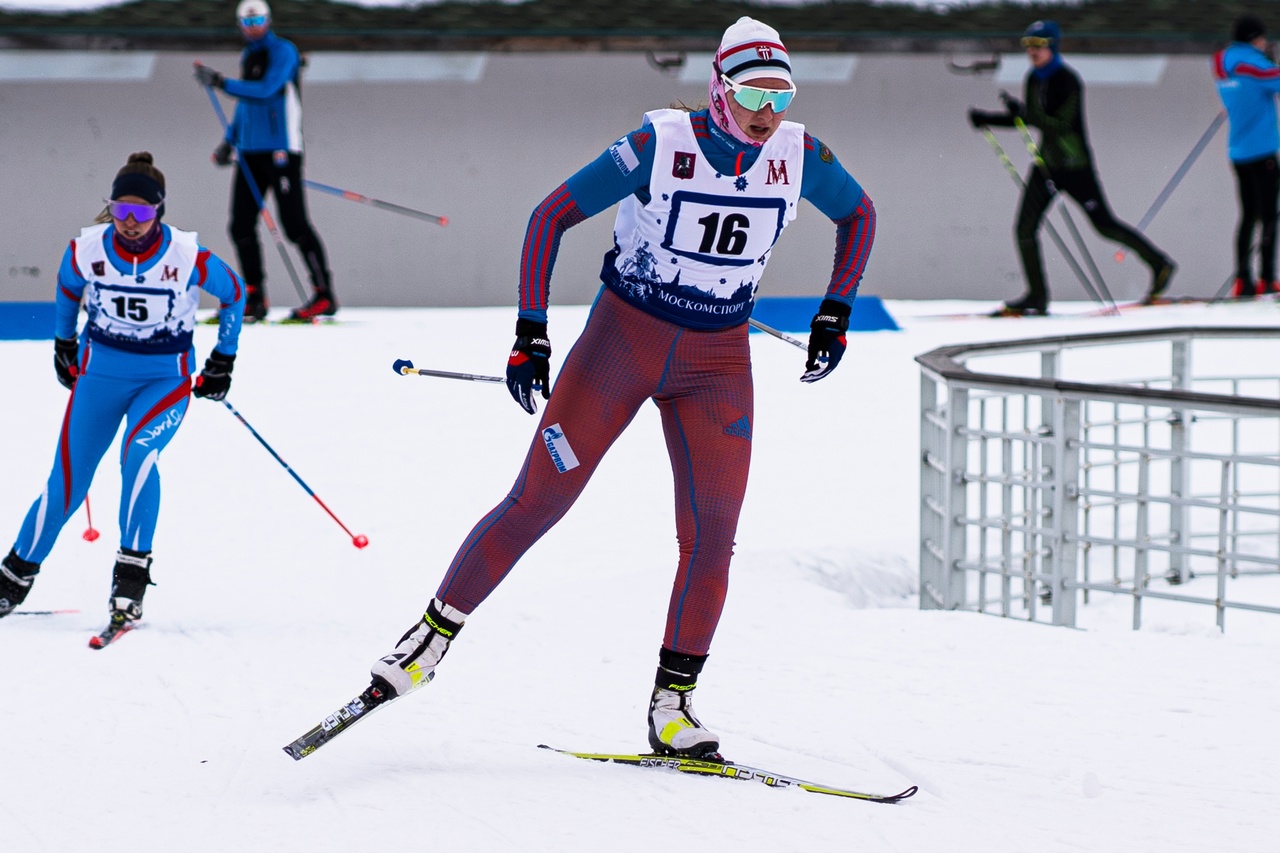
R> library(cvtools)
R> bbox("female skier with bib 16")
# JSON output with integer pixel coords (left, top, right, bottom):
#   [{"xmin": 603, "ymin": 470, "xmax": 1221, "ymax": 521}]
[
  {"xmin": 0, "ymin": 153, "xmax": 246, "ymax": 644},
  {"xmin": 367, "ymin": 17, "xmax": 876, "ymax": 756}
]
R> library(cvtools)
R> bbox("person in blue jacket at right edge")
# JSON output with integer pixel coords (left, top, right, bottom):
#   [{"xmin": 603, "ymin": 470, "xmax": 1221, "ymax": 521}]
[
  {"xmin": 1214, "ymin": 14, "xmax": 1280, "ymax": 299},
  {"xmin": 359, "ymin": 17, "xmax": 876, "ymax": 760},
  {"xmin": 194, "ymin": 0, "xmax": 336, "ymax": 322}
]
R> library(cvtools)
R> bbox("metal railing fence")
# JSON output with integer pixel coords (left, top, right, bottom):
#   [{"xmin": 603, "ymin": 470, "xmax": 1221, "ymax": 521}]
[{"xmin": 917, "ymin": 327, "xmax": 1280, "ymax": 631}]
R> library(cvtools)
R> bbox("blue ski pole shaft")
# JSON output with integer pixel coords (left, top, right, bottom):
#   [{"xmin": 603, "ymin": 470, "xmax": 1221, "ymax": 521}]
[
  {"xmin": 220, "ymin": 400, "xmax": 369, "ymax": 549},
  {"xmin": 201, "ymin": 83, "xmax": 309, "ymax": 302},
  {"xmin": 304, "ymin": 180, "xmax": 448, "ymax": 226}
]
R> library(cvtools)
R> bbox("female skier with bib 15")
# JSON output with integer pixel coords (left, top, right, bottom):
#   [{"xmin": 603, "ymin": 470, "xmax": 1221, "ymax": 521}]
[
  {"xmin": 367, "ymin": 17, "xmax": 876, "ymax": 756},
  {"xmin": 0, "ymin": 153, "xmax": 245, "ymax": 640}
]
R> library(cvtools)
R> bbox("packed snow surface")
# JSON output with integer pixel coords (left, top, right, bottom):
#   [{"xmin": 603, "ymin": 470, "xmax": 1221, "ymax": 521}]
[{"xmin": 2, "ymin": 300, "xmax": 1278, "ymax": 852}]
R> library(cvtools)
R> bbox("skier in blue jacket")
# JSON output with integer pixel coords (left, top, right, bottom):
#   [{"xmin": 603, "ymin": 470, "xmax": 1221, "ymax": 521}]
[
  {"xmin": 0, "ymin": 152, "xmax": 245, "ymax": 634},
  {"xmin": 194, "ymin": 0, "xmax": 335, "ymax": 322},
  {"xmin": 1214, "ymin": 14, "xmax": 1280, "ymax": 297}
]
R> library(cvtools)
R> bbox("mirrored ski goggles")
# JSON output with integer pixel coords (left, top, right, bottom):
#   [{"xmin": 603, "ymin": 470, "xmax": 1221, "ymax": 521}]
[
  {"xmin": 1021, "ymin": 36, "xmax": 1053, "ymax": 49},
  {"xmin": 105, "ymin": 199, "xmax": 162, "ymax": 222},
  {"xmin": 721, "ymin": 75, "xmax": 797, "ymax": 113},
  {"xmin": 240, "ymin": 14, "xmax": 269, "ymax": 28}
]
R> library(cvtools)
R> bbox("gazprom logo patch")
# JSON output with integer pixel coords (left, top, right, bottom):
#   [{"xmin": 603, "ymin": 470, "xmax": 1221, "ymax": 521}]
[
  {"xmin": 608, "ymin": 137, "xmax": 639, "ymax": 176},
  {"xmin": 542, "ymin": 423, "xmax": 580, "ymax": 473}
]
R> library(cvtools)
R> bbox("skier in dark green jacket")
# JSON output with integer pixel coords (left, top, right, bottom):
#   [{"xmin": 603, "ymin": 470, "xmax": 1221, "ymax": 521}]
[{"xmin": 969, "ymin": 20, "xmax": 1176, "ymax": 315}]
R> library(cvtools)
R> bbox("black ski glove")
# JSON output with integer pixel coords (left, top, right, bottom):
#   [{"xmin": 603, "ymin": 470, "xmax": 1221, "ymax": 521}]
[
  {"xmin": 193, "ymin": 63, "xmax": 225, "ymax": 90},
  {"xmin": 54, "ymin": 336, "xmax": 79, "ymax": 390},
  {"xmin": 801, "ymin": 299, "xmax": 850, "ymax": 384},
  {"xmin": 506, "ymin": 318, "xmax": 551, "ymax": 414},
  {"xmin": 193, "ymin": 350, "xmax": 235, "ymax": 401},
  {"xmin": 212, "ymin": 140, "xmax": 233, "ymax": 167},
  {"xmin": 968, "ymin": 108, "xmax": 999, "ymax": 130},
  {"xmin": 999, "ymin": 90, "xmax": 1026, "ymax": 119}
]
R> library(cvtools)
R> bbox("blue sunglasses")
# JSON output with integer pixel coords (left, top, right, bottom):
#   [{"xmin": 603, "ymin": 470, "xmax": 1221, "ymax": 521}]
[
  {"xmin": 106, "ymin": 199, "xmax": 162, "ymax": 222},
  {"xmin": 240, "ymin": 15, "xmax": 269, "ymax": 28}
]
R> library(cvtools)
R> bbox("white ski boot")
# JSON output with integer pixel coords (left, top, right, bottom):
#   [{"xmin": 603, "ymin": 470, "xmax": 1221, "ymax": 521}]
[
  {"xmin": 370, "ymin": 598, "xmax": 466, "ymax": 698},
  {"xmin": 647, "ymin": 648, "xmax": 720, "ymax": 757}
]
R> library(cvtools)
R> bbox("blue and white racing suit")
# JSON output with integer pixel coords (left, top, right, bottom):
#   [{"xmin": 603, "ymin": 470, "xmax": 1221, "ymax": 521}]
[{"xmin": 9, "ymin": 222, "xmax": 244, "ymax": 563}]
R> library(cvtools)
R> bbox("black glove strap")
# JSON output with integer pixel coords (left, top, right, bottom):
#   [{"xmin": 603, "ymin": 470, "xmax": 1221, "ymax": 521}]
[
  {"xmin": 514, "ymin": 318, "xmax": 550, "ymax": 353},
  {"xmin": 812, "ymin": 298, "xmax": 851, "ymax": 333},
  {"xmin": 205, "ymin": 350, "xmax": 236, "ymax": 373}
]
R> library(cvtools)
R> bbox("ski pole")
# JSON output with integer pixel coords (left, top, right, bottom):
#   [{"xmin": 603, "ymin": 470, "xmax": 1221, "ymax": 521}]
[
  {"xmin": 1211, "ymin": 272, "xmax": 1237, "ymax": 303},
  {"xmin": 1117, "ymin": 110, "xmax": 1227, "ymax": 262},
  {"xmin": 82, "ymin": 493, "xmax": 100, "ymax": 542},
  {"xmin": 393, "ymin": 358, "xmax": 503, "ymax": 383},
  {"xmin": 981, "ymin": 129, "xmax": 1116, "ymax": 314},
  {"xmin": 1012, "ymin": 117, "xmax": 1119, "ymax": 312},
  {"xmin": 304, "ymin": 180, "xmax": 448, "ymax": 227},
  {"xmin": 200, "ymin": 80, "xmax": 309, "ymax": 303},
  {"xmin": 220, "ymin": 400, "xmax": 369, "ymax": 549},
  {"xmin": 747, "ymin": 318, "xmax": 807, "ymax": 350}
]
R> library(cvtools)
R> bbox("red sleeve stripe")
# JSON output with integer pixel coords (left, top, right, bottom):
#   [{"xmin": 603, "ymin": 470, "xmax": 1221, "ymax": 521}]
[
  {"xmin": 229, "ymin": 264, "xmax": 244, "ymax": 305},
  {"xmin": 803, "ymin": 132, "xmax": 815, "ymax": 151},
  {"xmin": 58, "ymin": 285, "xmax": 80, "ymax": 303},
  {"xmin": 1213, "ymin": 50, "xmax": 1227, "ymax": 80},
  {"xmin": 195, "ymin": 249, "xmax": 210, "ymax": 288},
  {"xmin": 519, "ymin": 184, "xmax": 586, "ymax": 312},
  {"xmin": 1234, "ymin": 62, "xmax": 1280, "ymax": 80},
  {"xmin": 68, "ymin": 239, "xmax": 81, "ymax": 278},
  {"xmin": 829, "ymin": 193, "xmax": 876, "ymax": 299}
]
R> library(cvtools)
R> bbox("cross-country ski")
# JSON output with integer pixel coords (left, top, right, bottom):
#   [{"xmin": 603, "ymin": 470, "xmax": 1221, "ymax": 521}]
[{"xmin": 538, "ymin": 745, "xmax": 917, "ymax": 803}]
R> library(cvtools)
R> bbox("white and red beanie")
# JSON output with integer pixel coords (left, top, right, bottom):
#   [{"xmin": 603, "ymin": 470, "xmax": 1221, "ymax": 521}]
[
  {"xmin": 237, "ymin": 0, "xmax": 271, "ymax": 20},
  {"xmin": 709, "ymin": 16, "xmax": 794, "ymax": 147}
]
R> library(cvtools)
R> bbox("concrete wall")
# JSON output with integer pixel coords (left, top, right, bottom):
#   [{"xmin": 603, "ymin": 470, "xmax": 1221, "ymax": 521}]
[{"xmin": 0, "ymin": 49, "xmax": 1235, "ymax": 310}]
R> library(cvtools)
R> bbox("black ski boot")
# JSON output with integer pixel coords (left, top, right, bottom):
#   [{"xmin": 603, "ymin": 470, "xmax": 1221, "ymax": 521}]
[
  {"xmin": 244, "ymin": 283, "xmax": 269, "ymax": 322},
  {"xmin": 1143, "ymin": 258, "xmax": 1177, "ymax": 305},
  {"xmin": 993, "ymin": 293, "xmax": 1048, "ymax": 317},
  {"xmin": 109, "ymin": 548, "xmax": 154, "ymax": 626},
  {"xmin": 0, "ymin": 549, "xmax": 40, "ymax": 617}
]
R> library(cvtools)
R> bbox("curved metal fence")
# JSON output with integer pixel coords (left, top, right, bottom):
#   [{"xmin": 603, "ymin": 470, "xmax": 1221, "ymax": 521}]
[{"xmin": 916, "ymin": 327, "xmax": 1280, "ymax": 631}]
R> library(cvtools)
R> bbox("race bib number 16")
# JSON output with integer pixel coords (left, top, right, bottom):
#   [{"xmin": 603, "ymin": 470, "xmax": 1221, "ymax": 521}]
[{"xmin": 661, "ymin": 191, "xmax": 786, "ymax": 267}]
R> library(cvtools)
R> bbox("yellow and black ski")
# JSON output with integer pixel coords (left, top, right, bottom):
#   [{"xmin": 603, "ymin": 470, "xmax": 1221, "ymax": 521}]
[{"xmin": 537, "ymin": 744, "xmax": 917, "ymax": 803}]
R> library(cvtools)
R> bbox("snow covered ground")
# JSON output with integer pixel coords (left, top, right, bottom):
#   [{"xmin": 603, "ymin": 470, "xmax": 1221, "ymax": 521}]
[{"xmin": 2, "ymin": 299, "xmax": 1278, "ymax": 852}]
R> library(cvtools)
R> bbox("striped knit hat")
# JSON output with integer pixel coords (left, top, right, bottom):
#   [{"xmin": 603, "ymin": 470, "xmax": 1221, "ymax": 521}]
[{"xmin": 715, "ymin": 16, "xmax": 793, "ymax": 87}]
